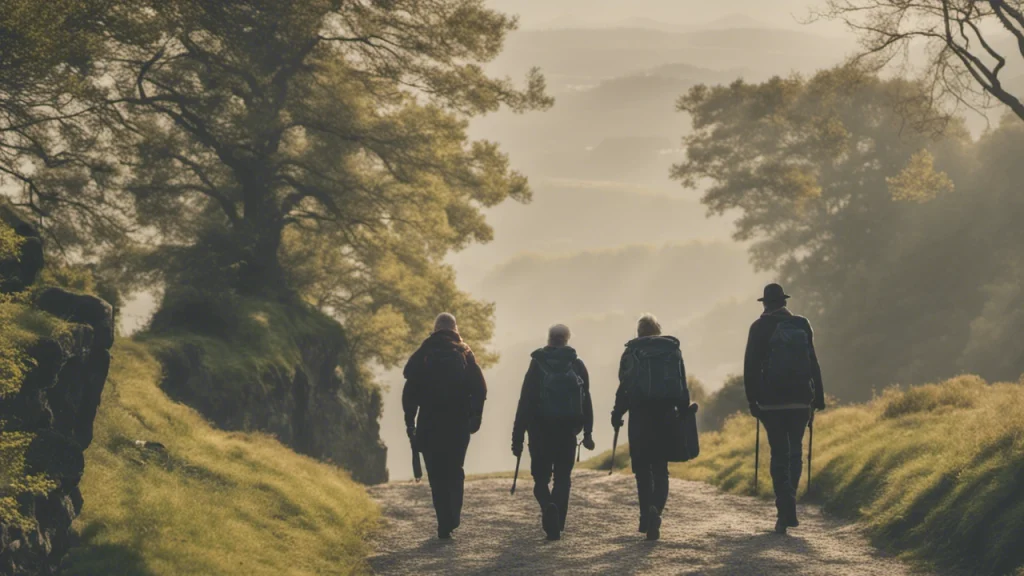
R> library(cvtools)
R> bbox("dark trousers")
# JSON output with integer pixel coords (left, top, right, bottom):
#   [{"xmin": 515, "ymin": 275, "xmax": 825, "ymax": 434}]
[
  {"xmin": 529, "ymin": 428, "xmax": 578, "ymax": 530},
  {"xmin": 760, "ymin": 409, "xmax": 810, "ymax": 519},
  {"xmin": 423, "ymin": 432, "xmax": 471, "ymax": 532},
  {"xmin": 633, "ymin": 458, "xmax": 669, "ymax": 521},
  {"xmin": 628, "ymin": 403, "xmax": 672, "ymax": 521}
]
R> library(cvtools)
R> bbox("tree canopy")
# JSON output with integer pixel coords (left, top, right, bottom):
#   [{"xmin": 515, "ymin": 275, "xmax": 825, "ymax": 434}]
[
  {"xmin": 673, "ymin": 66, "xmax": 989, "ymax": 399},
  {"xmin": 103, "ymin": 0, "xmax": 550, "ymax": 363}
]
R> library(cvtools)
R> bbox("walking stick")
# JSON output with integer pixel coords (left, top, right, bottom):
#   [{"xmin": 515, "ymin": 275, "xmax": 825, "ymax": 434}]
[
  {"xmin": 807, "ymin": 416, "xmax": 814, "ymax": 494},
  {"xmin": 510, "ymin": 454, "xmax": 522, "ymax": 496},
  {"xmin": 608, "ymin": 425, "xmax": 620, "ymax": 476},
  {"xmin": 754, "ymin": 417, "xmax": 761, "ymax": 493}
]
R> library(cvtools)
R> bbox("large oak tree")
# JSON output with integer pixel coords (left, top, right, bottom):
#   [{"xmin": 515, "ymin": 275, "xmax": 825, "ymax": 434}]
[{"xmin": 102, "ymin": 0, "xmax": 551, "ymax": 364}]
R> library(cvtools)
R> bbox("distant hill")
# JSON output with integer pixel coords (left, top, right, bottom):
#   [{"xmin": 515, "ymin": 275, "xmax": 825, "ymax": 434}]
[
  {"xmin": 492, "ymin": 26, "xmax": 853, "ymax": 87},
  {"xmin": 475, "ymin": 26, "xmax": 851, "ymax": 183},
  {"xmin": 480, "ymin": 241, "xmax": 760, "ymax": 342},
  {"xmin": 446, "ymin": 181, "xmax": 732, "ymax": 287}
]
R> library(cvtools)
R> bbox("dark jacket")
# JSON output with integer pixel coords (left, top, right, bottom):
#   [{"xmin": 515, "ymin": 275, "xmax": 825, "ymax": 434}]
[
  {"xmin": 613, "ymin": 335, "xmax": 689, "ymax": 417},
  {"xmin": 512, "ymin": 346, "xmax": 594, "ymax": 445},
  {"xmin": 743, "ymin": 307, "xmax": 825, "ymax": 410},
  {"xmin": 402, "ymin": 330, "xmax": 487, "ymax": 445}
]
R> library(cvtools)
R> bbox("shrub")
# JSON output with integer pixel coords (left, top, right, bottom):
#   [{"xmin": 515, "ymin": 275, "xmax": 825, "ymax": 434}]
[{"xmin": 880, "ymin": 375, "xmax": 985, "ymax": 418}]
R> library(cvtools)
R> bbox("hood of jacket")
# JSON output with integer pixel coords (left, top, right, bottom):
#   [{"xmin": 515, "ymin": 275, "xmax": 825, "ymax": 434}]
[
  {"xmin": 625, "ymin": 335, "xmax": 680, "ymax": 352},
  {"xmin": 531, "ymin": 345, "xmax": 578, "ymax": 363},
  {"xmin": 421, "ymin": 329, "xmax": 469, "ymax": 353}
]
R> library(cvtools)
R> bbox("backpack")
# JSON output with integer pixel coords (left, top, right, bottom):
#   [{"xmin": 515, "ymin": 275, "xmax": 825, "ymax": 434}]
[
  {"xmin": 536, "ymin": 355, "xmax": 586, "ymax": 426},
  {"xmin": 422, "ymin": 344, "xmax": 469, "ymax": 411},
  {"xmin": 764, "ymin": 319, "xmax": 814, "ymax": 401},
  {"xmin": 630, "ymin": 337, "xmax": 687, "ymax": 403}
]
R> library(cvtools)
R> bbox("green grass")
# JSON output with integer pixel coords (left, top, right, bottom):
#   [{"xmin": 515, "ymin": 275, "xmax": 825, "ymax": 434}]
[
  {"xmin": 140, "ymin": 293, "xmax": 348, "ymax": 407},
  {"xmin": 653, "ymin": 374, "xmax": 1024, "ymax": 575},
  {"xmin": 64, "ymin": 339, "xmax": 378, "ymax": 576}
]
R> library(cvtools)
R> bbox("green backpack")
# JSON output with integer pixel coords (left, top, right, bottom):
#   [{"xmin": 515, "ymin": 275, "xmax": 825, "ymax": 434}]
[
  {"xmin": 536, "ymin": 351, "xmax": 585, "ymax": 426},
  {"xmin": 629, "ymin": 336, "xmax": 687, "ymax": 403}
]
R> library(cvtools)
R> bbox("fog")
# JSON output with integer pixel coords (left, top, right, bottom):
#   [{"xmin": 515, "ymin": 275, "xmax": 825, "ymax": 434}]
[{"xmin": 379, "ymin": 3, "xmax": 851, "ymax": 480}]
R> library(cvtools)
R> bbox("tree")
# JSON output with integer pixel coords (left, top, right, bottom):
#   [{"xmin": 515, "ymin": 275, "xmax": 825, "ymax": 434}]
[
  {"xmin": 672, "ymin": 67, "xmax": 975, "ymax": 400},
  {"xmin": 102, "ymin": 0, "xmax": 551, "ymax": 364},
  {"xmin": 0, "ymin": 0, "xmax": 137, "ymax": 256},
  {"xmin": 820, "ymin": 0, "xmax": 1024, "ymax": 122}
]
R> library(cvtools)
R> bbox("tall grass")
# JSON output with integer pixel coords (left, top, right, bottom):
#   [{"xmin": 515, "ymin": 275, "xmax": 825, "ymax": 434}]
[
  {"xmin": 64, "ymin": 340, "xmax": 378, "ymax": 576},
  {"xmin": 669, "ymin": 375, "xmax": 1024, "ymax": 575}
]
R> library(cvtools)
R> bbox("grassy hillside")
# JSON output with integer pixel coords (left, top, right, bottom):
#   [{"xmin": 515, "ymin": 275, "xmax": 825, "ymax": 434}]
[
  {"xmin": 587, "ymin": 375, "xmax": 1024, "ymax": 574},
  {"xmin": 63, "ymin": 339, "xmax": 378, "ymax": 576}
]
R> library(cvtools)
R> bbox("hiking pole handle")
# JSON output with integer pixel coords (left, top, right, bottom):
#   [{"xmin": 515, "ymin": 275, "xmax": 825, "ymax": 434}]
[
  {"xmin": 608, "ymin": 426, "xmax": 620, "ymax": 476},
  {"xmin": 510, "ymin": 454, "xmax": 522, "ymax": 496},
  {"xmin": 754, "ymin": 417, "xmax": 761, "ymax": 493}
]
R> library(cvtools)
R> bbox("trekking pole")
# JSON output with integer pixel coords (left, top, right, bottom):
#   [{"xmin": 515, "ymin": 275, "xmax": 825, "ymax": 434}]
[
  {"xmin": 807, "ymin": 416, "xmax": 814, "ymax": 494},
  {"xmin": 577, "ymin": 439, "xmax": 583, "ymax": 463},
  {"xmin": 510, "ymin": 454, "xmax": 522, "ymax": 496},
  {"xmin": 608, "ymin": 425, "xmax": 620, "ymax": 476},
  {"xmin": 754, "ymin": 417, "xmax": 761, "ymax": 493}
]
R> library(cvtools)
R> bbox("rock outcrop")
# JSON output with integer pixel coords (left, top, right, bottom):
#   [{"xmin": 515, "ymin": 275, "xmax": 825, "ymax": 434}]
[
  {"xmin": 151, "ymin": 295, "xmax": 388, "ymax": 485},
  {"xmin": 0, "ymin": 212, "xmax": 114, "ymax": 576}
]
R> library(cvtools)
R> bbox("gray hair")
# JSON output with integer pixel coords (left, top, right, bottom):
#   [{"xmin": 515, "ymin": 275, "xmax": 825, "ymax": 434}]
[
  {"xmin": 433, "ymin": 312, "xmax": 458, "ymax": 333},
  {"xmin": 548, "ymin": 324, "xmax": 572, "ymax": 347},
  {"xmin": 636, "ymin": 313, "xmax": 662, "ymax": 338}
]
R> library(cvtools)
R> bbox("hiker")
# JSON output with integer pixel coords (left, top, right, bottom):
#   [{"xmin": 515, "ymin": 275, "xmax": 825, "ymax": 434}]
[
  {"xmin": 611, "ymin": 314, "xmax": 690, "ymax": 541},
  {"xmin": 403, "ymin": 313, "xmax": 487, "ymax": 539},
  {"xmin": 511, "ymin": 324, "xmax": 595, "ymax": 541},
  {"xmin": 744, "ymin": 283, "xmax": 826, "ymax": 534}
]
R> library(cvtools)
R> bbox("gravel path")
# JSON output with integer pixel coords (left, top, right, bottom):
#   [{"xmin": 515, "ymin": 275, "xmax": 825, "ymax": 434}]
[{"xmin": 368, "ymin": 470, "xmax": 922, "ymax": 576}]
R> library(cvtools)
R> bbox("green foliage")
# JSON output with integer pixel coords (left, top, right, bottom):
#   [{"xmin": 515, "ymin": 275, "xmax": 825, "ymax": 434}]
[
  {"xmin": 698, "ymin": 374, "xmax": 748, "ymax": 431},
  {"xmin": 0, "ymin": 300, "xmax": 70, "ymax": 529},
  {"xmin": 673, "ymin": 375, "xmax": 1024, "ymax": 574},
  {"xmin": 0, "ymin": 221, "xmax": 23, "ymax": 261},
  {"xmin": 64, "ymin": 339, "xmax": 378, "ymax": 576},
  {"xmin": 0, "ymin": 297, "xmax": 67, "ymax": 398},
  {"xmin": 672, "ymin": 66, "xmax": 1024, "ymax": 401},
  {"xmin": 94, "ymin": 0, "xmax": 552, "ymax": 366},
  {"xmin": 887, "ymin": 149, "xmax": 954, "ymax": 204},
  {"xmin": 142, "ymin": 291, "xmax": 365, "ymax": 408},
  {"xmin": 879, "ymin": 375, "xmax": 985, "ymax": 419},
  {"xmin": 0, "ymin": 0, "xmax": 136, "ymax": 257},
  {"xmin": 0, "ymin": 431, "xmax": 58, "ymax": 530}
]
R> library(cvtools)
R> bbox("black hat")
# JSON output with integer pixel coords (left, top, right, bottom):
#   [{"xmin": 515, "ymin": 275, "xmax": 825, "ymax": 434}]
[{"xmin": 758, "ymin": 283, "xmax": 790, "ymax": 302}]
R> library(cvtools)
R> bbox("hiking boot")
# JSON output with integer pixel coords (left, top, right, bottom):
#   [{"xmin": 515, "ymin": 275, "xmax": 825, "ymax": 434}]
[
  {"xmin": 774, "ymin": 517, "xmax": 787, "ymax": 535},
  {"xmin": 645, "ymin": 506, "xmax": 661, "ymax": 541},
  {"xmin": 543, "ymin": 503, "xmax": 561, "ymax": 541},
  {"xmin": 638, "ymin": 516, "xmax": 649, "ymax": 534},
  {"xmin": 438, "ymin": 527, "xmax": 453, "ymax": 540},
  {"xmin": 786, "ymin": 504, "xmax": 799, "ymax": 527}
]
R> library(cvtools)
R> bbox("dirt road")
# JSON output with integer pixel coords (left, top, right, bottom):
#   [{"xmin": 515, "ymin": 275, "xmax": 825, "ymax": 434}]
[{"xmin": 368, "ymin": 471, "xmax": 920, "ymax": 575}]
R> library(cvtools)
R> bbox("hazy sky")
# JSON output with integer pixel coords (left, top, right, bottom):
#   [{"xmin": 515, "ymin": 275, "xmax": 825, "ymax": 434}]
[{"xmin": 486, "ymin": 0, "xmax": 845, "ymax": 35}]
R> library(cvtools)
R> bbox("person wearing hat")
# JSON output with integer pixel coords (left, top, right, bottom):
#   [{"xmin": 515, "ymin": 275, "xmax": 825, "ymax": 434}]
[{"xmin": 743, "ymin": 283, "xmax": 825, "ymax": 534}]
